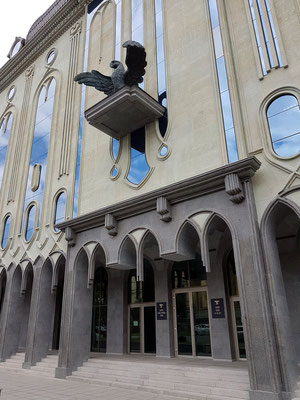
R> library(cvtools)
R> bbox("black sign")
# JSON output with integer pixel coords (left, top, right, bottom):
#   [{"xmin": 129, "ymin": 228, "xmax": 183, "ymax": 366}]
[
  {"xmin": 156, "ymin": 302, "xmax": 167, "ymax": 320},
  {"xmin": 211, "ymin": 298, "xmax": 225, "ymax": 319}
]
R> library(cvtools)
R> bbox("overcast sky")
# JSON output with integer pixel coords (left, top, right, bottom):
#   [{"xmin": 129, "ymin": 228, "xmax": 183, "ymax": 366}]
[{"xmin": 0, "ymin": 0, "xmax": 55, "ymax": 68}]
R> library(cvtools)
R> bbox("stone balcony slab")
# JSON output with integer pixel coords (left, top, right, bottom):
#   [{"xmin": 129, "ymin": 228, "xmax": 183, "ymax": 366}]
[{"xmin": 84, "ymin": 85, "xmax": 165, "ymax": 139}]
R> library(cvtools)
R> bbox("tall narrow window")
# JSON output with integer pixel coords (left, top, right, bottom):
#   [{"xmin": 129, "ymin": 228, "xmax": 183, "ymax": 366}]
[
  {"xmin": 267, "ymin": 95, "xmax": 300, "ymax": 157},
  {"xmin": 126, "ymin": 0, "xmax": 150, "ymax": 185},
  {"xmin": 22, "ymin": 78, "xmax": 56, "ymax": 232},
  {"xmin": 248, "ymin": 0, "xmax": 284, "ymax": 77},
  {"xmin": 127, "ymin": 127, "xmax": 150, "ymax": 185},
  {"xmin": 54, "ymin": 192, "xmax": 66, "ymax": 232},
  {"xmin": 25, "ymin": 204, "xmax": 36, "ymax": 242},
  {"xmin": 208, "ymin": 0, "xmax": 239, "ymax": 163},
  {"xmin": 73, "ymin": 0, "xmax": 106, "ymax": 216},
  {"xmin": 1, "ymin": 215, "xmax": 11, "ymax": 249},
  {"xmin": 154, "ymin": 0, "xmax": 168, "ymax": 138},
  {"xmin": 0, "ymin": 113, "xmax": 13, "ymax": 190}
]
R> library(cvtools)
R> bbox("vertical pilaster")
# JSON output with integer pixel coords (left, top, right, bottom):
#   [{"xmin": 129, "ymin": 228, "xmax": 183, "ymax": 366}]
[
  {"xmin": 59, "ymin": 22, "xmax": 82, "ymax": 177},
  {"xmin": 8, "ymin": 66, "xmax": 34, "ymax": 203}
]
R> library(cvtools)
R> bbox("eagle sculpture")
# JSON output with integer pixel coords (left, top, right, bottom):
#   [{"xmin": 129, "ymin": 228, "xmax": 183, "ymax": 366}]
[{"xmin": 74, "ymin": 41, "xmax": 147, "ymax": 95}]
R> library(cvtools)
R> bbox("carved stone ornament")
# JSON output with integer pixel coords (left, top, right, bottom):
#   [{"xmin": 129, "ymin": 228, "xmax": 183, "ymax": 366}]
[
  {"xmin": 74, "ymin": 41, "xmax": 147, "ymax": 95},
  {"xmin": 25, "ymin": 65, "xmax": 35, "ymax": 79},
  {"xmin": 225, "ymin": 173, "xmax": 245, "ymax": 204},
  {"xmin": 70, "ymin": 21, "xmax": 82, "ymax": 37},
  {"xmin": 105, "ymin": 213, "xmax": 118, "ymax": 236},
  {"xmin": 65, "ymin": 227, "xmax": 76, "ymax": 246},
  {"xmin": 157, "ymin": 196, "xmax": 172, "ymax": 222}
]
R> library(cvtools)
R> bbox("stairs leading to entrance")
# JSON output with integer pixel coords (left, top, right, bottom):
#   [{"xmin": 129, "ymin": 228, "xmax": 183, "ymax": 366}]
[
  {"xmin": 30, "ymin": 354, "xmax": 58, "ymax": 377},
  {"xmin": 67, "ymin": 356, "xmax": 250, "ymax": 400},
  {"xmin": 0, "ymin": 352, "xmax": 24, "ymax": 372}
]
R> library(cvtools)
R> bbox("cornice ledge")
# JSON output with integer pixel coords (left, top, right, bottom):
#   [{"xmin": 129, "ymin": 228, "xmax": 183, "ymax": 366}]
[
  {"xmin": 56, "ymin": 156, "xmax": 261, "ymax": 233},
  {"xmin": 0, "ymin": 0, "xmax": 88, "ymax": 92}
]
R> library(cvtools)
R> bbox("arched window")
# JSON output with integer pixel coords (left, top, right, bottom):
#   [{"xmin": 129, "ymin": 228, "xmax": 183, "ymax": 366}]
[
  {"xmin": 22, "ymin": 78, "xmax": 56, "ymax": 234},
  {"xmin": 54, "ymin": 192, "xmax": 66, "ymax": 232},
  {"xmin": 172, "ymin": 254, "xmax": 207, "ymax": 289},
  {"xmin": 1, "ymin": 215, "xmax": 11, "ymax": 249},
  {"xmin": 25, "ymin": 204, "xmax": 36, "ymax": 242},
  {"xmin": 128, "ymin": 259, "xmax": 155, "ymax": 304},
  {"xmin": 0, "ymin": 112, "xmax": 13, "ymax": 190},
  {"xmin": 267, "ymin": 95, "xmax": 300, "ymax": 157}
]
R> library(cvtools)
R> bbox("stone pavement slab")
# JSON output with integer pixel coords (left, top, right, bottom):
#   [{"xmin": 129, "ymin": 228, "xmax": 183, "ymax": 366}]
[{"xmin": 0, "ymin": 370, "xmax": 189, "ymax": 400}]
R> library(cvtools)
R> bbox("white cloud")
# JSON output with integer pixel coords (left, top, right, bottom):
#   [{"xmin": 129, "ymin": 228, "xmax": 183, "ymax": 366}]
[{"xmin": 0, "ymin": 0, "xmax": 55, "ymax": 68}]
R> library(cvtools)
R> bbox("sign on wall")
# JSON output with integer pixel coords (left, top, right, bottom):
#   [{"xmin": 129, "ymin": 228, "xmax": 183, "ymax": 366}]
[
  {"xmin": 211, "ymin": 298, "xmax": 225, "ymax": 319},
  {"xmin": 156, "ymin": 302, "xmax": 167, "ymax": 320}
]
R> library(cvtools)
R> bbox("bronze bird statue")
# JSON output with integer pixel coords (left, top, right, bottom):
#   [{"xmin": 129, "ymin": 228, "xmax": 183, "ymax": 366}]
[{"xmin": 74, "ymin": 41, "xmax": 147, "ymax": 95}]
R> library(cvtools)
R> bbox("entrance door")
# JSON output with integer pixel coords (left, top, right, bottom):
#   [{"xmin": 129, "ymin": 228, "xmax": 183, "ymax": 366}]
[
  {"xmin": 173, "ymin": 289, "xmax": 211, "ymax": 357},
  {"xmin": 91, "ymin": 267, "xmax": 107, "ymax": 353},
  {"xmin": 230, "ymin": 297, "xmax": 246, "ymax": 359},
  {"xmin": 129, "ymin": 304, "xmax": 156, "ymax": 354}
]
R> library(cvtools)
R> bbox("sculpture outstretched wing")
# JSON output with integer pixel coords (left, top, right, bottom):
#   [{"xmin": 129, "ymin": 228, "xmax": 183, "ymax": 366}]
[
  {"xmin": 74, "ymin": 70, "xmax": 114, "ymax": 95},
  {"xmin": 123, "ymin": 41, "xmax": 147, "ymax": 86}
]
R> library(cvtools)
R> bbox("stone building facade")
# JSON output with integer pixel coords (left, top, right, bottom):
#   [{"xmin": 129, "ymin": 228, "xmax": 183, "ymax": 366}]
[{"xmin": 0, "ymin": 1, "xmax": 299, "ymax": 399}]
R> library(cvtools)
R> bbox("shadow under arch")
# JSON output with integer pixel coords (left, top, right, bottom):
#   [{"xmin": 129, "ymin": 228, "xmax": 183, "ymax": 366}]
[
  {"xmin": 260, "ymin": 197, "xmax": 300, "ymax": 392},
  {"xmin": 0, "ymin": 267, "xmax": 7, "ymax": 316},
  {"xmin": 0, "ymin": 263, "xmax": 33, "ymax": 361}
]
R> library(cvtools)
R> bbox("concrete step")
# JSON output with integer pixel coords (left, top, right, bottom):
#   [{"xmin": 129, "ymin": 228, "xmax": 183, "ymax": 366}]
[
  {"xmin": 30, "ymin": 355, "xmax": 58, "ymax": 377},
  {"xmin": 79, "ymin": 362, "xmax": 249, "ymax": 383},
  {"xmin": 68, "ymin": 375, "xmax": 247, "ymax": 400},
  {"xmin": 86, "ymin": 358, "xmax": 247, "ymax": 375},
  {"xmin": 75, "ymin": 366, "xmax": 250, "ymax": 389},
  {"xmin": 69, "ymin": 358, "xmax": 249, "ymax": 400}
]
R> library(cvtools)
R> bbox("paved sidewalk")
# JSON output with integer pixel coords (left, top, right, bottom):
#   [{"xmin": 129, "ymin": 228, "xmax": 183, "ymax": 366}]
[{"xmin": 0, "ymin": 370, "xmax": 188, "ymax": 400}]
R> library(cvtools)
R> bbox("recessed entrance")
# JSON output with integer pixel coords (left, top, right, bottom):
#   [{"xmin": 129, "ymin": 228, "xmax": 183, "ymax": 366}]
[
  {"xmin": 172, "ymin": 257, "xmax": 211, "ymax": 357},
  {"xmin": 128, "ymin": 260, "xmax": 156, "ymax": 354},
  {"xmin": 91, "ymin": 267, "xmax": 108, "ymax": 353}
]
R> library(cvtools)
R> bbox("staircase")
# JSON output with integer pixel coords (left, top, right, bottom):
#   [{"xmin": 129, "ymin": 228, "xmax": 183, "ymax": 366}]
[
  {"xmin": 29, "ymin": 354, "xmax": 58, "ymax": 377},
  {"xmin": 67, "ymin": 356, "xmax": 250, "ymax": 400},
  {"xmin": 0, "ymin": 352, "xmax": 24, "ymax": 372}
]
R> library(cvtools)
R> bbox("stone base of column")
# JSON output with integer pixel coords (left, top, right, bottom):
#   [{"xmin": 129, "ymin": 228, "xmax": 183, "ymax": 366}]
[{"xmin": 249, "ymin": 389, "xmax": 287, "ymax": 400}]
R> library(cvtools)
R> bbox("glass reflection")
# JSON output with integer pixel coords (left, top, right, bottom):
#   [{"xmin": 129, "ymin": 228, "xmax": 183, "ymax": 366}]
[
  {"xmin": 115, "ymin": 0, "xmax": 122, "ymax": 61},
  {"xmin": 176, "ymin": 293, "xmax": 192, "ymax": 355},
  {"xmin": 193, "ymin": 291, "xmax": 211, "ymax": 356},
  {"xmin": 73, "ymin": 0, "xmax": 105, "ymax": 216},
  {"xmin": 54, "ymin": 192, "xmax": 66, "ymax": 232},
  {"xmin": 267, "ymin": 95, "xmax": 300, "ymax": 157},
  {"xmin": 127, "ymin": 127, "xmax": 150, "ymax": 185},
  {"xmin": 22, "ymin": 79, "xmax": 56, "ymax": 232},
  {"xmin": 132, "ymin": 0, "xmax": 144, "ymax": 90},
  {"xmin": 25, "ymin": 204, "xmax": 36, "ymax": 241},
  {"xmin": 111, "ymin": 167, "xmax": 118, "ymax": 177},
  {"xmin": 172, "ymin": 255, "xmax": 207, "ymax": 289},
  {"xmin": 91, "ymin": 267, "xmax": 108, "ymax": 353},
  {"xmin": 256, "ymin": 0, "xmax": 273, "ymax": 67},
  {"xmin": 0, "ymin": 113, "xmax": 13, "ymax": 190},
  {"xmin": 155, "ymin": 0, "xmax": 168, "ymax": 137},
  {"xmin": 112, "ymin": 138, "xmax": 119, "ymax": 160},
  {"xmin": 208, "ymin": 0, "xmax": 238, "ymax": 163},
  {"xmin": 1, "ymin": 215, "xmax": 11, "ymax": 249}
]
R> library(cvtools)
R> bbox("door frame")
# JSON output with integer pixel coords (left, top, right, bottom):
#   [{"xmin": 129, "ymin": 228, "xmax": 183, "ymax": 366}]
[
  {"xmin": 172, "ymin": 287, "xmax": 212, "ymax": 358},
  {"xmin": 230, "ymin": 296, "xmax": 246, "ymax": 361},
  {"xmin": 128, "ymin": 302, "xmax": 155, "ymax": 355}
]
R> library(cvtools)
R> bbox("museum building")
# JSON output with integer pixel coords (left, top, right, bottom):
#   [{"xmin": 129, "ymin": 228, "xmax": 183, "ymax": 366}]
[{"xmin": 0, "ymin": 0, "xmax": 299, "ymax": 399}]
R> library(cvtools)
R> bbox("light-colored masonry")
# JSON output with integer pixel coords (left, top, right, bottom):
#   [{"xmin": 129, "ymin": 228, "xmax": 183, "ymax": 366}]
[{"xmin": 0, "ymin": 1, "xmax": 299, "ymax": 400}]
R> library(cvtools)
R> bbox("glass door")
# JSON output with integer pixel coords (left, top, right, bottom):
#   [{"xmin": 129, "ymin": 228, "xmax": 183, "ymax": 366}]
[
  {"xmin": 174, "ymin": 289, "xmax": 211, "ymax": 357},
  {"xmin": 230, "ymin": 297, "xmax": 246, "ymax": 359},
  {"xmin": 129, "ymin": 305, "xmax": 156, "ymax": 354}
]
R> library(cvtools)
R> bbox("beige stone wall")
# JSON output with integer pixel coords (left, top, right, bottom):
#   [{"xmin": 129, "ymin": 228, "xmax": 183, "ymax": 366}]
[{"xmin": 0, "ymin": 16, "xmax": 85, "ymax": 268}]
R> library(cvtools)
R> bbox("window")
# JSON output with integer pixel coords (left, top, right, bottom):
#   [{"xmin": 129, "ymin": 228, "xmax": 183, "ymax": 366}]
[
  {"xmin": 25, "ymin": 204, "xmax": 36, "ymax": 242},
  {"xmin": 208, "ymin": 0, "xmax": 239, "ymax": 163},
  {"xmin": 0, "ymin": 112, "xmax": 13, "ymax": 190},
  {"xmin": 248, "ymin": 0, "xmax": 285, "ymax": 78},
  {"xmin": 127, "ymin": 127, "xmax": 150, "ymax": 185},
  {"xmin": 172, "ymin": 254, "xmax": 207, "ymax": 289},
  {"xmin": 22, "ymin": 78, "xmax": 56, "ymax": 233},
  {"xmin": 54, "ymin": 192, "xmax": 66, "ymax": 232},
  {"xmin": 1, "ymin": 215, "xmax": 11, "ymax": 249},
  {"xmin": 267, "ymin": 95, "xmax": 300, "ymax": 157},
  {"xmin": 128, "ymin": 260, "xmax": 155, "ymax": 304},
  {"xmin": 155, "ymin": 0, "xmax": 168, "ymax": 138}
]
